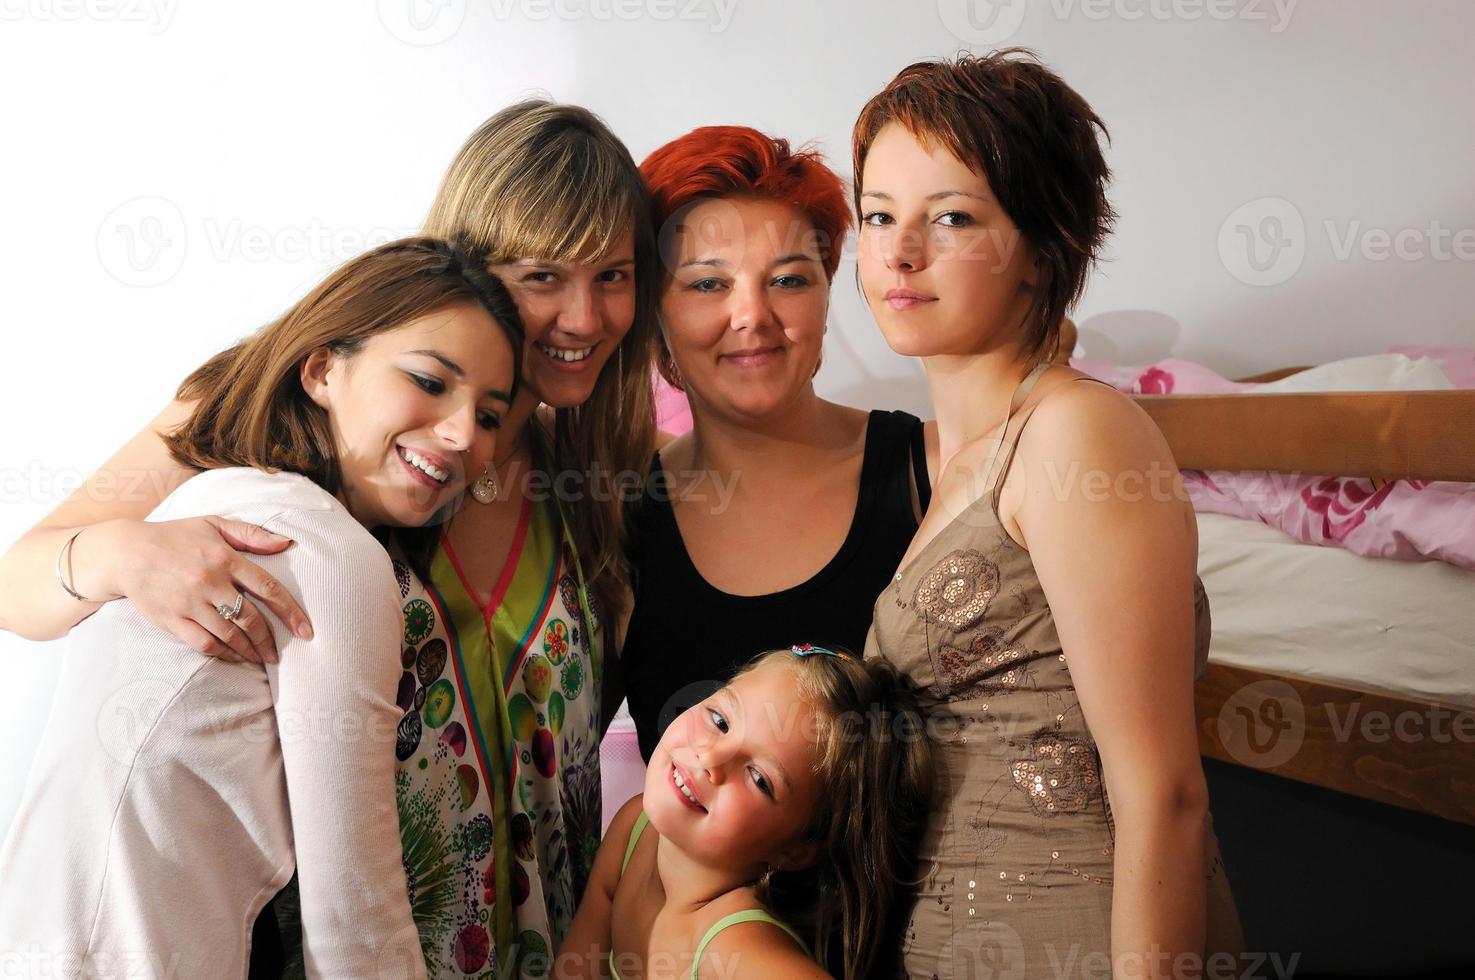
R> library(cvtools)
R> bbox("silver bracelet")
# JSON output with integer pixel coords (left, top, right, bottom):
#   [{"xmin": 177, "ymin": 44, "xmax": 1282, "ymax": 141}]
[{"xmin": 56, "ymin": 529, "xmax": 97, "ymax": 603}]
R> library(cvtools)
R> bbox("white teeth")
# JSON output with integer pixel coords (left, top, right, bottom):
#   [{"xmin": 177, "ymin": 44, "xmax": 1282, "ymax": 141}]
[
  {"xmin": 673, "ymin": 767, "xmax": 699, "ymax": 805},
  {"xmin": 537, "ymin": 342, "xmax": 594, "ymax": 363},
  {"xmin": 401, "ymin": 448, "xmax": 449, "ymax": 484}
]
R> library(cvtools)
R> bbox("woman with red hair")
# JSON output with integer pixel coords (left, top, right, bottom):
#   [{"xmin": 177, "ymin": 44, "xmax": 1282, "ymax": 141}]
[
  {"xmin": 614, "ymin": 126, "xmax": 935, "ymax": 766},
  {"xmin": 601, "ymin": 123, "xmax": 933, "ymax": 976}
]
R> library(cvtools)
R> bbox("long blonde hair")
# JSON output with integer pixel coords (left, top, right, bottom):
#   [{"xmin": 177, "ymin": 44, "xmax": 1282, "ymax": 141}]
[{"xmin": 424, "ymin": 99, "xmax": 658, "ymax": 616}]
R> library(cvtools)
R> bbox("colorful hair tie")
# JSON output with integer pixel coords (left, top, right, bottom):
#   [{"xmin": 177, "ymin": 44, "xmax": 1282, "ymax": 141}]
[{"xmin": 790, "ymin": 643, "xmax": 855, "ymax": 662}]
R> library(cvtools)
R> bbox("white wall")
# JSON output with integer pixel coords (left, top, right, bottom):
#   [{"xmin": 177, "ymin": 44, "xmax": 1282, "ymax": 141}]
[{"xmin": 3, "ymin": 0, "xmax": 1472, "ymax": 834}]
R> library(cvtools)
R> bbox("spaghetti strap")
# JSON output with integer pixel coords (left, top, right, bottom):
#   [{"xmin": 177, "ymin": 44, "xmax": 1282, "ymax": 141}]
[
  {"xmin": 983, "ymin": 362, "xmax": 1050, "ymax": 514},
  {"xmin": 607, "ymin": 812, "xmax": 810, "ymax": 980},
  {"xmin": 987, "ymin": 370, "xmax": 1116, "ymax": 515},
  {"xmin": 908, "ymin": 416, "xmax": 933, "ymax": 515},
  {"xmin": 690, "ymin": 909, "xmax": 809, "ymax": 978},
  {"xmin": 620, "ymin": 811, "xmax": 650, "ymax": 875}
]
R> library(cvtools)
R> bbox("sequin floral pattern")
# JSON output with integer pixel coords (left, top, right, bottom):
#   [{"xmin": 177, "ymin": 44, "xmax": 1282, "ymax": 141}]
[
  {"xmin": 912, "ymin": 550, "xmax": 999, "ymax": 632},
  {"xmin": 866, "ymin": 492, "xmax": 1237, "ymax": 977}
]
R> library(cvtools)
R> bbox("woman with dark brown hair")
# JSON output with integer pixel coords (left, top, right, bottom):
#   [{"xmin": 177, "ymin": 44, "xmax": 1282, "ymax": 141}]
[
  {"xmin": 0, "ymin": 238, "xmax": 521, "ymax": 978},
  {"xmin": 854, "ymin": 51, "xmax": 1242, "ymax": 977}
]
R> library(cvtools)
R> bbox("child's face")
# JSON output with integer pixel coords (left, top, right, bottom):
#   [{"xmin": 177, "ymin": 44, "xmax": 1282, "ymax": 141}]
[{"xmin": 645, "ymin": 659, "xmax": 826, "ymax": 872}]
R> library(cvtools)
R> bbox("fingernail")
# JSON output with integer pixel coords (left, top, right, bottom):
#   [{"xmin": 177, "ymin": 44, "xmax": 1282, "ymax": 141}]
[{"xmin": 295, "ymin": 622, "xmax": 314, "ymax": 641}]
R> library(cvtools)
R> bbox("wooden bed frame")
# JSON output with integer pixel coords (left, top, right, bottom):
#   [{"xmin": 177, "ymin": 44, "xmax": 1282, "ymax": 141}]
[{"xmin": 1131, "ymin": 386, "xmax": 1475, "ymax": 827}]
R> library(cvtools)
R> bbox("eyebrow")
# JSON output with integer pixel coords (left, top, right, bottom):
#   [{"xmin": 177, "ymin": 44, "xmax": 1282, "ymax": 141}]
[
  {"xmin": 408, "ymin": 350, "xmax": 512, "ymax": 403},
  {"xmin": 722, "ymin": 687, "xmax": 792, "ymax": 798},
  {"xmin": 679, "ymin": 253, "xmax": 820, "ymax": 271},
  {"xmin": 509, "ymin": 256, "xmax": 636, "ymax": 269},
  {"xmin": 861, "ymin": 190, "xmax": 992, "ymax": 204}
]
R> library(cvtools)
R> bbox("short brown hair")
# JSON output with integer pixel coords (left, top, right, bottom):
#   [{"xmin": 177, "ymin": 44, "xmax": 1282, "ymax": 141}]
[
  {"xmin": 852, "ymin": 49, "xmax": 1115, "ymax": 362},
  {"xmin": 165, "ymin": 237, "xmax": 523, "ymax": 574}
]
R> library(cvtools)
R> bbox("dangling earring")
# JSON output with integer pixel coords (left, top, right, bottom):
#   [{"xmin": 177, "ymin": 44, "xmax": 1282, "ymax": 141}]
[
  {"xmin": 664, "ymin": 353, "xmax": 685, "ymax": 393},
  {"xmin": 470, "ymin": 461, "xmax": 500, "ymax": 504},
  {"xmin": 615, "ymin": 342, "xmax": 625, "ymax": 408}
]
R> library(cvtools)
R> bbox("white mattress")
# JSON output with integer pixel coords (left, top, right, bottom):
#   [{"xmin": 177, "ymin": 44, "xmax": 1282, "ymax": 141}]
[{"xmin": 1196, "ymin": 513, "xmax": 1475, "ymax": 709}]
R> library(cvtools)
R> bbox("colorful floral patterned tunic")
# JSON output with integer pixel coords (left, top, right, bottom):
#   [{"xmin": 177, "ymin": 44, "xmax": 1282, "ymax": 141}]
[{"xmin": 392, "ymin": 488, "xmax": 603, "ymax": 979}]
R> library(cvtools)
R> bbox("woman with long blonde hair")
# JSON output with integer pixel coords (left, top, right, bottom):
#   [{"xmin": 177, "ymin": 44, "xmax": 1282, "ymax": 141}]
[{"xmin": 0, "ymin": 100, "xmax": 656, "ymax": 977}]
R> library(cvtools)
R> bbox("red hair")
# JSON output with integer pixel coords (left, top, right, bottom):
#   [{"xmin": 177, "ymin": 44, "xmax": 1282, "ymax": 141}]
[{"xmin": 640, "ymin": 126, "xmax": 852, "ymax": 280}]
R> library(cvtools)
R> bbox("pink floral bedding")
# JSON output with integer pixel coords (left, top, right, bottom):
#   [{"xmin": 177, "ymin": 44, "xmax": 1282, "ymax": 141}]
[{"xmin": 1072, "ymin": 349, "xmax": 1475, "ymax": 571}]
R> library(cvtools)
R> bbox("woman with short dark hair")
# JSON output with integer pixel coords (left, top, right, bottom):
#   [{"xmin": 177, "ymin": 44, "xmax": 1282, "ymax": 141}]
[{"xmin": 854, "ymin": 50, "xmax": 1243, "ymax": 976}]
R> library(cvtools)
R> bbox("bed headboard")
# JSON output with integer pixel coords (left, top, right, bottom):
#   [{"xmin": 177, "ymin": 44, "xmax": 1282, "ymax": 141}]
[{"xmin": 1133, "ymin": 390, "xmax": 1475, "ymax": 482}]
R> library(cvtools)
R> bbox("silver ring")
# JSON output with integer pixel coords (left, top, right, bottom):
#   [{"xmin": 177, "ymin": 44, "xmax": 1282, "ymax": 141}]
[{"xmin": 215, "ymin": 593, "xmax": 244, "ymax": 623}]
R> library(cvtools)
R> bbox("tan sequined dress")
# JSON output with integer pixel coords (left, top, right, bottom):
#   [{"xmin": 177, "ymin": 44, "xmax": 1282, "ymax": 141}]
[{"xmin": 864, "ymin": 368, "xmax": 1242, "ymax": 978}]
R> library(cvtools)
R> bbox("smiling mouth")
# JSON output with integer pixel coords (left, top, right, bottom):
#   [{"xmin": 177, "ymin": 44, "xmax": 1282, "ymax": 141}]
[
  {"xmin": 535, "ymin": 341, "xmax": 595, "ymax": 363},
  {"xmin": 670, "ymin": 764, "xmax": 706, "ymax": 812},
  {"xmin": 720, "ymin": 346, "xmax": 783, "ymax": 362},
  {"xmin": 398, "ymin": 446, "xmax": 452, "ymax": 486}
]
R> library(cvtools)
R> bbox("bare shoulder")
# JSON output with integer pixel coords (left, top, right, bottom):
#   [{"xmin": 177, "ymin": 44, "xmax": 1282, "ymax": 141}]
[
  {"xmin": 150, "ymin": 397, "xmax": 199, "ymax": 437},
  {"xmin": 607, "ymin": 791, "xmax": 645, "ymax": 844},
  {"xmin": 1018, "ymin": 371, "xmax": 1174, "ymax": 468},
  {"xmin": 595, "ymin": 793, "xmax": 646, "ymax": 901},
  {"xmin": 695, "ymin": 918, "xmax": 826, "ymax": 979}
]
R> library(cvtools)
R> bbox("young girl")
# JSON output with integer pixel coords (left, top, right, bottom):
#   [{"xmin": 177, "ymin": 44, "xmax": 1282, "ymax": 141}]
[
  {"xmin": 557, "ymin": 645, "xmax": 934, "ymax": 980},
  {"xmin": 0, "ymin": 237, "xmax": 522, "ymax": 978}
]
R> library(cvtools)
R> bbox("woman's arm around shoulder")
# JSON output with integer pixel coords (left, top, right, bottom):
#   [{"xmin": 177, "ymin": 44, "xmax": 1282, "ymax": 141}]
[
  {"xmin": 1011, "ymin": 380, "xmax": 1210, "ymax": 970},
  {"xmin": 0, "ymin": 398, "xmax": 309, "ymax": 660}
]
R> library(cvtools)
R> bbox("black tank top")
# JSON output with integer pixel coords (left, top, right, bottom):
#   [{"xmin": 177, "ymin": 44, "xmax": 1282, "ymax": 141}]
[{"xmin": 620, "ymin": 409, "xmax": 932, "ymax": 761}]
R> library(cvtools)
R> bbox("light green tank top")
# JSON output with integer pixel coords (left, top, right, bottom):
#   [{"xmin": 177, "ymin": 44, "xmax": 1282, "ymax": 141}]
[{"xmin": 608, "ymin": 812, "xmax": 810, "ymax": 980}]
